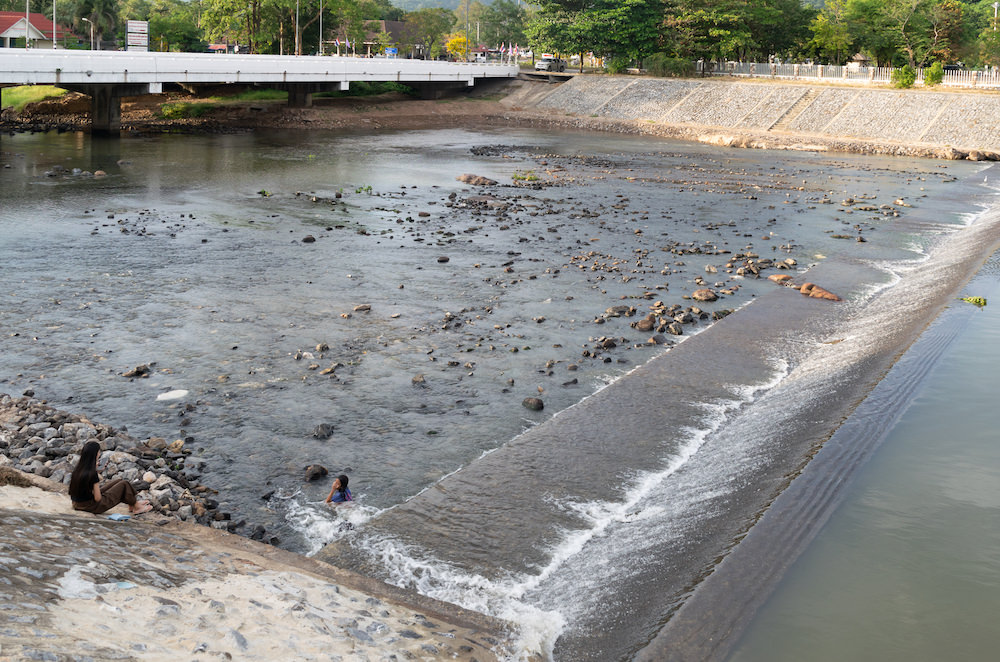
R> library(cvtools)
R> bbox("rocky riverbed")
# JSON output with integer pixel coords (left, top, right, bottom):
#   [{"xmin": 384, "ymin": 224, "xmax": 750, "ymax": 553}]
[{"xmin": 0, "ymin": 392, "xmax": 280, "ymax": 543}]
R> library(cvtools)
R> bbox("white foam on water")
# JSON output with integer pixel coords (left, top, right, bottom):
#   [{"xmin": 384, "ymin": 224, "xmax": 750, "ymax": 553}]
[
  {"xmin": 365, "ymin": 534, "xmax": 567, "ymax": 661},
  {"xmin": 276, "ymin": 489, "xmax": 383, "ymax": 556},
  {"xmin": 155, "ymin": 389, "xmax": 189, "ymax": 401},
  {"xmin": 346, "ymin": 360, "xmax": 791, "ymax": 661}
]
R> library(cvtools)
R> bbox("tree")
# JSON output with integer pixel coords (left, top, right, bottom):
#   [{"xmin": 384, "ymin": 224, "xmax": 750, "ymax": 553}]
[
  {"xmin": 810, "ymin": 0, "xmax": 852, "ymax": 63},
  {"xmin": 527, "ymin": 0, "xmax": 663, "ymax": 67},
  {"xmin": 74, "ymin": 0, "xmax": 119, "ymax": 47},
  {"xmin": 445, "ymin": 31, "xmax": 467, "ymax": 59},
  {"xmin": 480, "ymin": 0, "xmax": 527, "ymax": 49},
  {"xmin": 400, "ymin": 7, "xmax": 453, "ymax": 58}
]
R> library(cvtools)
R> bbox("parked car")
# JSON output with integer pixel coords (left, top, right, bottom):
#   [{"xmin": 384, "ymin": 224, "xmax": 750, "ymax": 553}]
[{"xmin": 535, "ymin": 55, "xmax": 566, "ymax": 72}]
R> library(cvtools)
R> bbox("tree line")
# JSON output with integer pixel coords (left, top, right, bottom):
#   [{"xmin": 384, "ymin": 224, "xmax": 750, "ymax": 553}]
[
  {"xmin": 3, "ymin": 0, "xmax": 999, "ymax": 70},
  {"xmin": 531, "ymin": 0, "xmax": 1000, "ymax": 71},
  {"xmin": 0, "ymin": 0, "xmax": 526, "ymax": 58}
]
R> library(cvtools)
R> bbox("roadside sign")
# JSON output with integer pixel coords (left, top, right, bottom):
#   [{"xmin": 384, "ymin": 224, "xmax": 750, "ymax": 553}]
[
  {"xmin": 127, "ymin": 32, "xmax": 148, "ymax": 46},
  {"xmin": 386, "ymin": 47, "xmax": 397, "ymax": 55},
  {"xmin": 127, "ymin": 20, "xmax": 148, "ymax": 34},
  {"xmin": 127, "ymin": 45, "xmax": 148, "ymax": 52}
]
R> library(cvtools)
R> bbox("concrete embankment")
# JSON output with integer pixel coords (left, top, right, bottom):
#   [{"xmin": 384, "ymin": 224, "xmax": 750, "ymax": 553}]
[{"xmin": 503, "ymin": 75, "xmax": 1000, "ymax": 159}]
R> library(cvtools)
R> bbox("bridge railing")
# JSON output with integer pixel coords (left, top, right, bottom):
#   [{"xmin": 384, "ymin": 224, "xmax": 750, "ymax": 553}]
[{"xmin": 0, "ymin": 50, "xmax": 519, "ymax": 86}]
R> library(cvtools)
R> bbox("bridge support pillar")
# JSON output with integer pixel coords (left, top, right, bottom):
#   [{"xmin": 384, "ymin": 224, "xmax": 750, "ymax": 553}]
[
  {"xmin": 90, "ymin": 86, "xmax": 122, "ymax": 136},
  {"xmin": 63, "ymin": 83, "xmax": 161, "ymax": 136},
  {"xmin": 287, "ymin": 85, "xmax": 314, "ymax": 108}
]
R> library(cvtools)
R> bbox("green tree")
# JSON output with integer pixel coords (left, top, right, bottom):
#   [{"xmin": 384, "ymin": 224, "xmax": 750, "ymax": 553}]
[
  {"xmin": 399, "ymin": 7, "xmax": 454, "ymax": 58},
  {"xmin": 527, "ymin": 0, "xmax": 662, "ymax": 67},
  {"xmin": 480, "ymin": 0, "xmax": 527, "ymax": 49},
  {"xmin": 810, "ymin": 0, "xmax": 852, "ymax": 63},
  {"xmin": 75, "ymin": 0, "xmax": 119, "ymax": 46}
]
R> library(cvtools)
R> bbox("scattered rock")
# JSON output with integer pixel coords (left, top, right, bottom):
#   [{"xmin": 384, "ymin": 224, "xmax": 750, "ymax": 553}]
[
  {"xmin": 456, "ymin": 174, "xmax": 498, "ymax": 186},
  {"xmin": 799, "ymin": 282, "xmax": 841, "ymax": 301},
  {"xmin": 312, "ymin": 424, "xmax": 335, "ymax": 439},
  {"xmin": 303, "ymin": 464, "xmax": 328, "ymax": 481},
  {"xmin": 522, "ymin": 397, "xmax": 544, "ymax": 411},
  {"xmin": 122, "ymin": 364, "xmax": 151, "ymax": 378},
  {"xmin": 691, "ymin": 288, "xmax": 718, "ymax": 302}
]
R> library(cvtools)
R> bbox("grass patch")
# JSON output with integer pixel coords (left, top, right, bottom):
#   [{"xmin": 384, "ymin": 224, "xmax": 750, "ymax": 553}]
[
  {"xmin": 315, "ymin": 81, "xmax": 416, "ymax": 99},
  {"xmin": 158, "ymin": 102, "xmax": 215, "ymax": 119},
  {"xmin": 1, "ymin": 85, "xmax": 68, "ymax": 111},
  {"xmin": 212, "ymin": 89, "xmax": 288, "ymax": 102},
  {"xmin": 512, "ymin": 170, "xmax": 540, "ymax": 182}
]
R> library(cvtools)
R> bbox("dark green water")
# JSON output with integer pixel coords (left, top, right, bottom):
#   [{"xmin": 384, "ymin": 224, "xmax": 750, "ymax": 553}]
[{"xmin": 730, "ymin": 256, "xmax": 1000, "ymax": 662}]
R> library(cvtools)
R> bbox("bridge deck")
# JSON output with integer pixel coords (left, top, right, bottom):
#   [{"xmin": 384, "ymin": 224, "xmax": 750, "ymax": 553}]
[
  {"xmin": 0, "ymin": 50, "xmax": 519, "ymax": 133},
  {"xmin": 0, "ymin": 50, "xmax": 518, "ymax": 86}
]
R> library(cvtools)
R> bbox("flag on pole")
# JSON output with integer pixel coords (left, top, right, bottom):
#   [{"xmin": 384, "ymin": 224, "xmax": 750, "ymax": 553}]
[
  {"xmin": 345, "ymin": 37, "xmax": 351, "ymax": 49},
  {"xmin": 334, "ymin": 38, "xmax": 340, "ymax": 46}
]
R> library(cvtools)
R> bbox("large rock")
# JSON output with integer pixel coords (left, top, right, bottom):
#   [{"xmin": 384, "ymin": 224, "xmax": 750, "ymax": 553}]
[
  {"xmin": 799, "ymin": 282, "xmax": 841, "ymax": 301},
  {"xmin": 522, "ymin": 397, "xmax": 544, "ymax": 411},
  {"xmin": 457, "ymin": 174, "xmax": 497, "ymax": 186},
  {"xmin": 304, "ymin": 464, "xmax": 328, "ymax": 481},
  {"xmin": 691, "ymin": 288, "xmax": 718, "ymax": 302}
]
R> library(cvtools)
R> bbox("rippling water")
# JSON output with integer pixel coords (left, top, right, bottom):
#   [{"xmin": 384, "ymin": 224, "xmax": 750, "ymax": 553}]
[{"xmin": 1, "ymin": 128, "xmax": 994, "ymax": 660}]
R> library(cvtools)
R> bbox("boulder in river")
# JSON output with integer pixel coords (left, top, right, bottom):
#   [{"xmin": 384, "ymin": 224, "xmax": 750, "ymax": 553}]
[
  {"xmin": 304, "ymin": 464, "xmax": 328, "ymax": 481},
  {"xmin": 312, "ymin": 423, "xmax": 334, "ymax": 439},
  {"xmin": 522, "ymin": 397, "xmax": 544, "ymax": 411},
  {"xmin": 691, "ymin": 288, "xmax": 718, "ymax": 302},
  {"xmin": 799, "ymin": 282, "xmax": 841, "ymax": 301},
  {"xmin": 456, "ymin": 174, "xmax": 498, "ymax": 186}
]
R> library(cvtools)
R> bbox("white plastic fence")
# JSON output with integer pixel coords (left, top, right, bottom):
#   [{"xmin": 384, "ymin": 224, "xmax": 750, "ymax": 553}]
[{"xmin": 708, "ymin": 61, "xmax": 1000, "ymax": 89}]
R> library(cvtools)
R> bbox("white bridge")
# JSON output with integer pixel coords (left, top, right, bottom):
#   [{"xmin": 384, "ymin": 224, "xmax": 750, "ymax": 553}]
[{"xmin": 0, "ymin": 50, "xmax": 519, "ymax": 133}]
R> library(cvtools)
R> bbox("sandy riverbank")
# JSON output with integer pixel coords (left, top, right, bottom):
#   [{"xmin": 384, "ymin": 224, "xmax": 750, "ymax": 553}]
[{"xmin": 0, "ymin": 466, "xmax": 513, "ymax": 661}]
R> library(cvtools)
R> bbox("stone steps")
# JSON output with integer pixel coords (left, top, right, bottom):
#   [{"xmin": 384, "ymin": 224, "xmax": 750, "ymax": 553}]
[{"xmin": 769, "ymin": 88, "xmax": 820, "ymax": 132}]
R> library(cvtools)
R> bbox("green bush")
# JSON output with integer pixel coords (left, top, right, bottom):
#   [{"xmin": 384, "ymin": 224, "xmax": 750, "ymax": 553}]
[
  {"xmin": 644, "ymin": 53, "xmax": 695, "ymax": 78},
  {"xmin": 158, "ymin": 102, "xmax": 214, "ymax": 119},
  {"xmin": 892, "ymin": 64, "xmax": 917, "ymax": 88},
  {"xmin": 605, "ymin": 56, "xmax": 631, "ymax": 74},
  {"xmin": 924, "ymin": 61, "xmax": 944, "ymax": 87}
]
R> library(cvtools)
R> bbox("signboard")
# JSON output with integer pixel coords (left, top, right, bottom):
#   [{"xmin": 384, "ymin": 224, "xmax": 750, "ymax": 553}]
[
  {"xmin": 127, "ymin": 45, "xmax": 148, "ymax": 52},
  {"xmin": 385, "ymin": 47, "xmax": 397, "ymax": 55},
  {"xmin": 127, "ymin": 32, "xmax": 149, "ymax": 46},
  {"xmin": 127, "ymin": 20, "xmax": 148, "ymax": 34}
]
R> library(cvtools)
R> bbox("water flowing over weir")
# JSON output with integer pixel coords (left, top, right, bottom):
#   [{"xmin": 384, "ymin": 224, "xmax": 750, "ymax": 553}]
[{"xmin": 318, "ymin": 166, "xmax": 1000, "ymax": 661}]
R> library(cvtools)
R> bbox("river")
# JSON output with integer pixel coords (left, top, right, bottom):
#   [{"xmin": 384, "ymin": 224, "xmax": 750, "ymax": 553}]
[{"xmin": 1, "ymin": 127, "xmax": 995, "ymax": 660}]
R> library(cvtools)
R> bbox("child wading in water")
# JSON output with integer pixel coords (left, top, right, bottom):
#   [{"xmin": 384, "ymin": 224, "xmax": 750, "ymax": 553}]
[
  {"xmin": 69, "ymin": 441, "xmax": 152, "ymax": 515},
  {"xmin": 325, "ymin": 474, "xmax": 352, "ymax": 504}
]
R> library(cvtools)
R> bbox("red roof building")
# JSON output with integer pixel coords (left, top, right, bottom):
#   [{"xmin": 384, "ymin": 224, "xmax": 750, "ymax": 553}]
[{"xmin": 0, "ymin": 12, "xmax": 75, "ymax": 49}]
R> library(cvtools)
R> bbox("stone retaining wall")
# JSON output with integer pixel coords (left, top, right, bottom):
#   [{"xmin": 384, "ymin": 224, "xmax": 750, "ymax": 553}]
[{"xmin": 531, "ymin": 76, "xmax": 1000, "ymax": 154}]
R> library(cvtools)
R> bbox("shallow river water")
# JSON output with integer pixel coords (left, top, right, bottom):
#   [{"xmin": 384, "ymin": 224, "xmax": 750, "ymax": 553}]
[{"xmin": 1, "ymin": 127, "xmax": 996, "ymax": 660}]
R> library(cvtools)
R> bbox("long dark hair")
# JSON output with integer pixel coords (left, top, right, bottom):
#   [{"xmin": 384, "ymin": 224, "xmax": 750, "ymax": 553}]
[
  {"xmin": 69, "ymin": 441, "xmax": 101, "ymax": 502},
  {"xmin": 336, "ymin": 474, "xmax": 349, "ymax": 496}
]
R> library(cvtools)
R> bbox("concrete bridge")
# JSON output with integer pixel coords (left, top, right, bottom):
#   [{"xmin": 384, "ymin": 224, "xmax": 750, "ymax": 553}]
[{"xmin": 0, "ymin": 50, "xmax": 519, "ymax": 134}]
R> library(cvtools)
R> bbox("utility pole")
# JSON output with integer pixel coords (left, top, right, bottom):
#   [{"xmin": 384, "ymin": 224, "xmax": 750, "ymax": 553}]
[{"xmin": 82, "ymin": 17, "xmax": 94, "ymax": 50}]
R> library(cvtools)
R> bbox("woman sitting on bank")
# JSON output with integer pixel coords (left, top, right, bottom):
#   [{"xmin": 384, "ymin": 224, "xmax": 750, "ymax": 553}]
[
  {"xmin": 325, "ymin": 474, "xmax": 352, "ymax": 504},
  {"xmin": 69, "ymin": 440, "xmax": 152, "ymax": 515}
]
